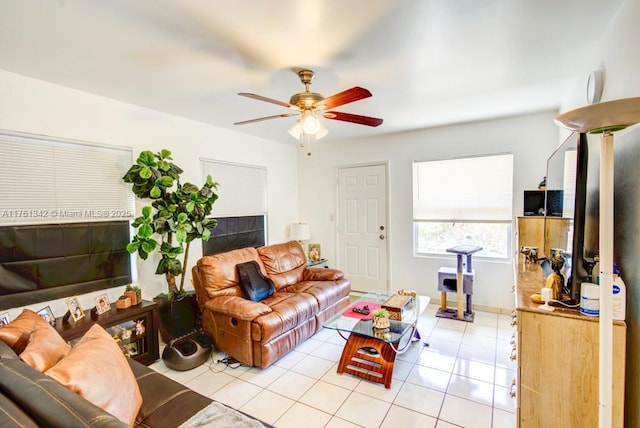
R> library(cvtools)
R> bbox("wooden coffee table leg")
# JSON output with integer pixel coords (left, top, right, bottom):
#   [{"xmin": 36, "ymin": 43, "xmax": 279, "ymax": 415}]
[{"xmin": 337, "ymin": 333, "xmax": 397, "ymax": 388}]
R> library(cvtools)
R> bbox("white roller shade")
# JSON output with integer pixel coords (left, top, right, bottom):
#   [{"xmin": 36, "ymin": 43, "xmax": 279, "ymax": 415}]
[
  {"xmin": 562, "ymin": 149, "xmax": 578, "ymax": 218},
  {"xmin": 0, "ymin": 131, "xmax": 133, "ymax": 225},
  {"xmin": 200, "ymin": 159, "xmax": 267, "ymax": 217},
  {"xmin": 413, "ymin": 154, "xmax": 513, "ymax": 221}
]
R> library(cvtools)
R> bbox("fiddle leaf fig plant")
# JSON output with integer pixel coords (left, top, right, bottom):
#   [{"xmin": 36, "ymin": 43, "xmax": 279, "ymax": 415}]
[{"xmin": 123, "ymin": 149, "xmax": 219, "ymax": 300}]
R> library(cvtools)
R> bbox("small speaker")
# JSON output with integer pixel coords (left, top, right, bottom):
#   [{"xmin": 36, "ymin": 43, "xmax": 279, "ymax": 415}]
[{"xmin": 162, "ymin": 331, "xmax": 212, "ymax": 371}]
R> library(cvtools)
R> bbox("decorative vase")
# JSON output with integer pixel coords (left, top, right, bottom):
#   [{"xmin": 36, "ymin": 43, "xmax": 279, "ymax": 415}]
[
  {"xmin": 116, "ymin": 297, "xmax": 131, "ymax": 309},
  {"xmin": 155, "ymin": 293, "xmax": 200, "ymax": 342},
  {"xmin": 372, "ymin": 315, "xmax": 390, "ymax": 329},
  {"xmin": 124, "ymin": 290, "xmax": 138, "ymax": 306}
]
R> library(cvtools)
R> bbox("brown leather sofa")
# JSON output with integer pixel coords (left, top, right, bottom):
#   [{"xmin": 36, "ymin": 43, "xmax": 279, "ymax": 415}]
[{"xmin": 192, "ymin": 241, "xmax": 351, "ymax": 368}]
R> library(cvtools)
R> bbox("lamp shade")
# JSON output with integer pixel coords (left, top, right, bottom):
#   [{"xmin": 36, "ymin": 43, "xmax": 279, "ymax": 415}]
[{"xmin": 289, "ymin": 223, "xmax": 310, "ymax": 241}]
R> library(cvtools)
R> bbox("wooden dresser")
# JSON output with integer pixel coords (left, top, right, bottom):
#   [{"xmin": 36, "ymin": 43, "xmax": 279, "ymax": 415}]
[
  {"xmin": 513, "ymin": 256, "xmax": 626, "ymax": 427},
  {"xmin": 516, "ymin": 216, "xmax": 571, "ymax": 259}
]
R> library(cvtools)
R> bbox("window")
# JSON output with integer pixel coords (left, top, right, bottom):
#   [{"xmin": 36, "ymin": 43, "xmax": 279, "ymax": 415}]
[
  {"xmin": 0, "ymin": 130, "xmax": 134, "ymax": 226},
  {"xmin": 200, "ymin": 160, "xmax": 268, "ymax": 251},
  {"xmin": 413, "ymin": 154, "xmax": 513, "ymax": 258},
  {"xmin": 200, "ymin": 159, "xmax": 267, "ymax": 217}
]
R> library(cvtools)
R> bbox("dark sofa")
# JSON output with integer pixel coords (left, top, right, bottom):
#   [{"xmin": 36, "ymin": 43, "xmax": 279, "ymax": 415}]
[{"xmin": 0, "ymin": 339, "xmax": 269, "ymax": 427}]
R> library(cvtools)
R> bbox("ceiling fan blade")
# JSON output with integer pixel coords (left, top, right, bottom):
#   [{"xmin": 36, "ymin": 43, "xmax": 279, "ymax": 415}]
[
  {"xmin": 316, "ymin": 87, "xmax": 372, "ymax": 110},
  {"xmin": 234, "ymin": 113, "xmax": 296, "ymax": 125},
  {"xmin": 238, "ymin": 93, "xmax": 293, "ymax": 109},
  {"xmin": 323, "ymin": 111, "xmax": 383, "ymax": 127}
]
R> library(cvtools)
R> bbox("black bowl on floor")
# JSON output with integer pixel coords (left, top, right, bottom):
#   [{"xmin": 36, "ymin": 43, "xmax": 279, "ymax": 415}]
[{"xmin": 162, "ymin": 331, "xmax": 212, "ymax": 371}]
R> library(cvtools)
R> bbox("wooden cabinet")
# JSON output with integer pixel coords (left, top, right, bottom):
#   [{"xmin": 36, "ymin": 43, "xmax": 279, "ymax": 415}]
[
  {"xmin": 516, "ymin": 216, "xmax": 571, "ymax": 259},
  {"xmin": 56, "ymin": 300, "xmax": 159, "ymax": 366},
  {"xmin": 517, "ymin": 310, "xmax": 625, "ymax": 427},
  {"xmin": 514, "ymin": 257, "xmax": 626, "ymax": 427}
]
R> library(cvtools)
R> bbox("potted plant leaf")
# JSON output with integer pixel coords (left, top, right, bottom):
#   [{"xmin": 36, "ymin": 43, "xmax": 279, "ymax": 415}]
[{"xmin": 123, "ymin": 149, "xmax": 218, "ymax": 341}]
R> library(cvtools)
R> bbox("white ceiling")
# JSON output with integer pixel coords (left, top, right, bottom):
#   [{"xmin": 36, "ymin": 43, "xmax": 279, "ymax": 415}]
[{"xmin": 0, "ymin": 0, "xmax": 623, "ymax": 143}]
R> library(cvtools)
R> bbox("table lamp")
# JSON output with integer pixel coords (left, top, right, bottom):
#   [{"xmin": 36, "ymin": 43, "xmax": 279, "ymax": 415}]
[{"xmin": 289, "ymin": 223, "xmax": 310, "ymax": 242}]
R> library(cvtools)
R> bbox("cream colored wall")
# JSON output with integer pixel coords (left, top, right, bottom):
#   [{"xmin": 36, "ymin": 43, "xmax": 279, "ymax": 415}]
[
  {"xmin": 559, "ymin": 0, "xmax": 640, "ymax": 113},
  {"xmin": 297, "ymin": 111, "xmax": 559, "ymax": 311},
  {"xmin": 0, "ymin": 69, "xmax": 300, "ymax": 320}
]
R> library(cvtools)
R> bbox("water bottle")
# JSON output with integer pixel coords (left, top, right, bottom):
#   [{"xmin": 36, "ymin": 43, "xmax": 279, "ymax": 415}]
[{"xmin": 612, "ymin": 263, "xmax": 626, "ymax": 321}]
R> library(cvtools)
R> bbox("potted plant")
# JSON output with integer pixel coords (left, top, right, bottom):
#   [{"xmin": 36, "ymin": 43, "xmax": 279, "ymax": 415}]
[
  {"xmin": 372, "ymin": 308, "xmax": 390, "ymax": 329},
  {"xmin": 124, "ymin": 284, "xmax": 142, "ymax": 305},
  {"xmin": 123, "ymin": 149, "xmax": 218, "ymax": 341}
]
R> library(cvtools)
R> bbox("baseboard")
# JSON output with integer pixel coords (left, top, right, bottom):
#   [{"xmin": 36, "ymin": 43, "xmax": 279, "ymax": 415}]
[{"xmin": 430, "ymin": 296, "xmax": 514, "ymax": 315}]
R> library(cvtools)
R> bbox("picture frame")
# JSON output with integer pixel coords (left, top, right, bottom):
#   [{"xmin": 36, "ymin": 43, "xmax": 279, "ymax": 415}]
[
  {"xmin": 94, "ymin": 294, "xmax": 111, "ymax": 315},
  {"xmin": 65, "ymin": 296, "xmax": 85, "ymax": 322},
  {"xmin": 0, "ymin": 312, "xmax": 10, "ymax": 326},
  {"xmin": 36, "ymin": 306, "xmax": 56, "ymax": 325},
  {"xmin": 125, "ymin": 342, "xmax": 139, "ymax": 356},
  {"xmin": 308, "ymin": 243, "xmax": 322, "ymax": 261}
]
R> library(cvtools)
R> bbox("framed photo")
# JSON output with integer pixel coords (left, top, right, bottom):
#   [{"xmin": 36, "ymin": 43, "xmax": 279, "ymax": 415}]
[
  {"xmin": 94, "ymin": 294, "xmax": 111, "ymax": 315},
  {"xmin": 36, "ymin": 306, "xmax": 56, "ymax": 325},
  {"xmin": 308, "ymin": 243, "xmax": 322, "ymax": 261},
  {"xmin": 125, "ymin": 342, "xmax": 139, "ymax": 357},
  {"xmin": 0, "ymin": 312, "xmax": 10, "ymax": 326},
  {"xmin": 65, "ymin": 296, "xmax": 85, "ymax": 322}
]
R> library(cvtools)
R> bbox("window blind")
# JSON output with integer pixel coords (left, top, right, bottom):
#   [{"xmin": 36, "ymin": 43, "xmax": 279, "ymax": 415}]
[
  {"xmin": 562, "ymin": 149, "xmax": 578, "ymax": 218},
  {"xmin": 413, "ymin": 154, "xmax": 513, "ymax": 221},
  {"xmin": 0, "ymin": 131, "xmax": 134, "ymax": 225},
  {"xmin": 200, "ymin": 159, "xmax": 267, "ymax": 217}
]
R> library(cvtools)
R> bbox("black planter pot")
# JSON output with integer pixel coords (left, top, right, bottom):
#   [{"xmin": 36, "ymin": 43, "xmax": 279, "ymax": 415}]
[{"xmin": 154, "ymin": 293, "xmax": 200, "ymax": 343}]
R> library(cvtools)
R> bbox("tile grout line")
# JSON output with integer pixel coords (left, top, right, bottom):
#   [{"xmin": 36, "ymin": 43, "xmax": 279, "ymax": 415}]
[{"xmin": 166, "ymin": 305, "xmax": 516, "ymax": 427}]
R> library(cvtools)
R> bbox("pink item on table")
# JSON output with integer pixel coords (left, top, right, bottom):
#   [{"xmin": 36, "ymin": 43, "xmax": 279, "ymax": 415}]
[{"xmin": 342, "ymin": 301, "xmax": 381, "ymax": 320}]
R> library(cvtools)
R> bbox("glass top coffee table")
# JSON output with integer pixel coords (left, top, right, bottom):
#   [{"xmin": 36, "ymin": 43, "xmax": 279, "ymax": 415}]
[{"xmin": 323, "ymin": 291, "xmax": 429, "ymax": 388}]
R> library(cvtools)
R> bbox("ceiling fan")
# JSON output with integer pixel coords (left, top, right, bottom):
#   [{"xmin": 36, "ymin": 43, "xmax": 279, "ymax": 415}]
[{"xmin": 234, "ymin": 69, "xmax": 383, "ymax": 143}]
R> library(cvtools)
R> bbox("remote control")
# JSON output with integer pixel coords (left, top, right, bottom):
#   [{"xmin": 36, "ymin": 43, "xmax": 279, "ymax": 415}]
[{"xmin": 352, "ymin": 305, "xmax": 370, "ymax": 315}]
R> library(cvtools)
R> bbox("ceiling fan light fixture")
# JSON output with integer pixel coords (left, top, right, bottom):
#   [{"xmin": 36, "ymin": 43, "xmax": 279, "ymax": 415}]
[
  {"xmin": 288, "ymin": 120, "xmax": 302, "ymax": 139},
  {"xmin": 315, "ymin": 122, "xmax": 328, "ymax": 139},
  {"xmin": 236, "ymin": 69, "xmax": 383, "ymax": 144},
  {"xmin": 302, "ymin": 110, "xmax": 321, "ymax": 135}
]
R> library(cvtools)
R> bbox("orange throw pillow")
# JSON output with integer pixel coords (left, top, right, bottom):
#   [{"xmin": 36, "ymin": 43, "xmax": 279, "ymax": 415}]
[
  {"xmin": 45, "ymin": 324, "xmax": 143, "ymax": 425},
  {"xmin": 0, "ymin": 309, "xmax": 70, "ymax": 372}
]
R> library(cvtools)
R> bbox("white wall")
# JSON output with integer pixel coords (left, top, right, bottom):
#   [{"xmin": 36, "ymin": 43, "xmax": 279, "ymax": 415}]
[
  {"xmin": 297, "ymin": 110, "xmax": 559, "ymax": 311},
  {"xmin": 0, "ymin": 69, "xmax": 299, "ymax": 320},
  {"xmin": 560, "ymin": 0, "xmax": 640, "ymax": 112}
]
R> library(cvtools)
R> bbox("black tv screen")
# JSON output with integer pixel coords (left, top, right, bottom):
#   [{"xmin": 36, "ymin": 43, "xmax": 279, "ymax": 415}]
[
  {"xmin": 568, "ymin": 133, "xmax": 589, "ymax": 300},
  {"xmin": 546, "ymin": 190, "xmax": 564, "ymax": 217},
  {"xmin": 523, "ymin": 190, "xmax": 563, "ymax": 217}
]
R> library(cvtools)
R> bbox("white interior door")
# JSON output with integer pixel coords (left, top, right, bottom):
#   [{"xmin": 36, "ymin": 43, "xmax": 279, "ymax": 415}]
[{"xmin": 337, "ymin": 164, "xmax": 388, "ymax": 293}]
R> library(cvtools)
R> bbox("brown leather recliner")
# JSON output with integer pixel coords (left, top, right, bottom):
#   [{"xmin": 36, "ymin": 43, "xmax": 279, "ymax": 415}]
[{"xmin": 192, "ymin": 241, "xmax": 350, "ymax": 368}]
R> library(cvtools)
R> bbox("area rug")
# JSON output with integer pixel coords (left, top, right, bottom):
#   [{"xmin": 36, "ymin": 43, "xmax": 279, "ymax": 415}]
[{"xmin": 180, "ymin": 401, "xmax": 266, "ymax": 428}]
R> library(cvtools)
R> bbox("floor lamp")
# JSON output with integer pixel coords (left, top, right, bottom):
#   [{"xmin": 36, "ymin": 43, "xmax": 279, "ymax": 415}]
[{"xmin": 555, "ymin": 97, "xmax": 640, "ymax": 428}]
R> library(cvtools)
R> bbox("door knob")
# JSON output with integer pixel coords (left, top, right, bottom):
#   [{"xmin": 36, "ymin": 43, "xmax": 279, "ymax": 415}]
[{"xmin": 379, "ymin": 234, "xmax": 385, "ymax": 240}]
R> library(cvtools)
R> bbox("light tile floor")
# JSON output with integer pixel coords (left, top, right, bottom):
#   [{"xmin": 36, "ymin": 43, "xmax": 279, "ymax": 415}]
[{"xmin": 150, "ymin": 304, "xmax": 517, "ymax": 427}]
